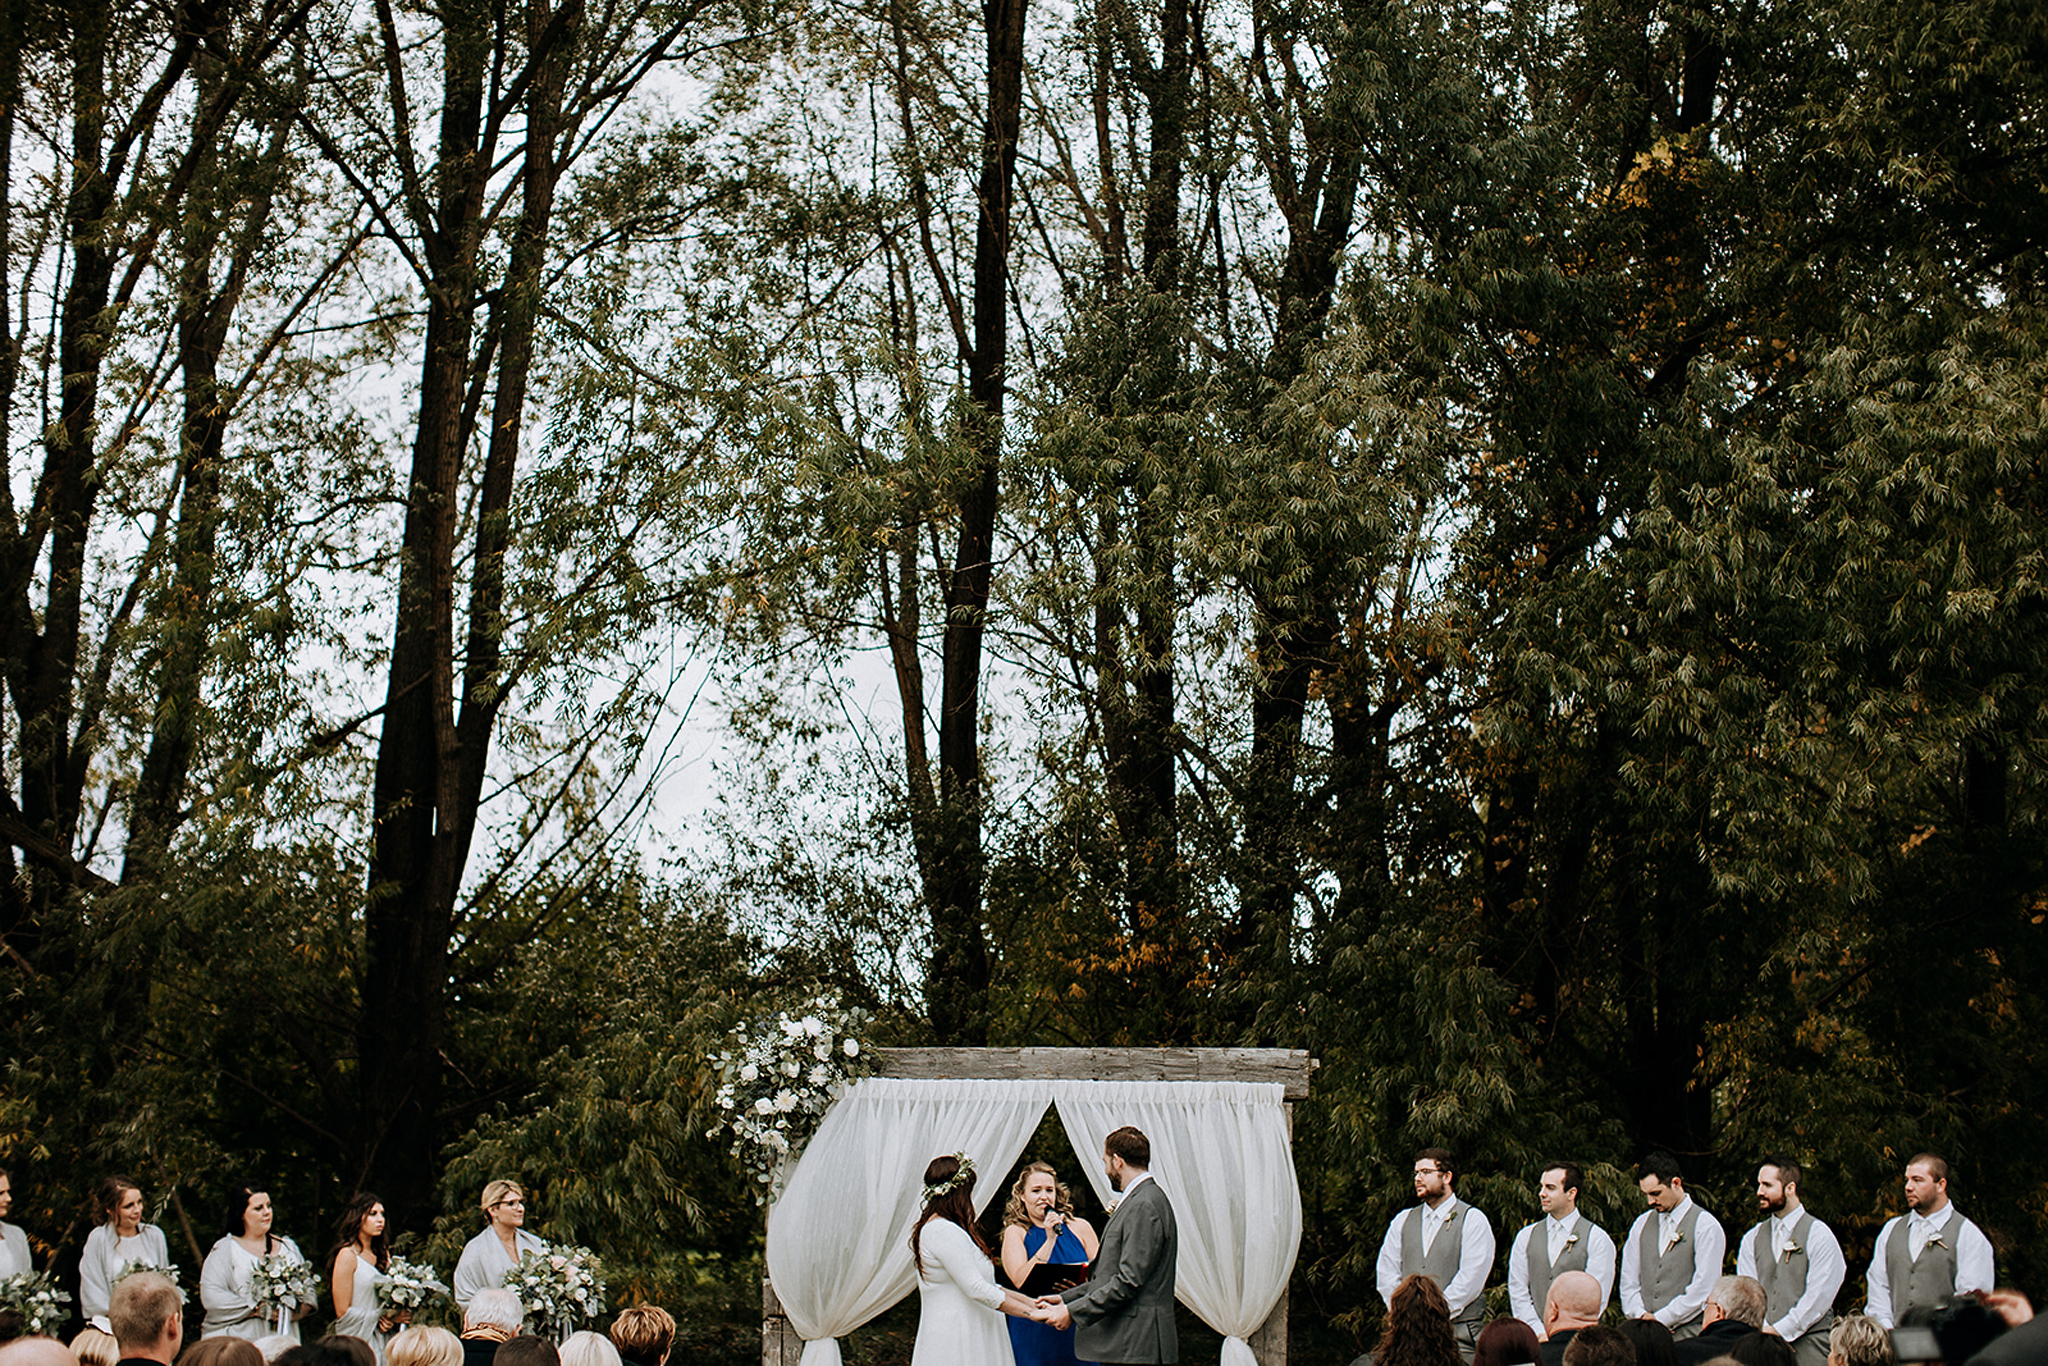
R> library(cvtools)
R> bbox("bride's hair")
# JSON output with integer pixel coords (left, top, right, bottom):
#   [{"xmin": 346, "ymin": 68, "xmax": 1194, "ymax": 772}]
[
  {"xmin": 911, "ymin": 1154, "xmax": 991, "ymax": 1275},
  {"xmin": 1002, "ymin": 1161, "xmax": 1075, "ymax": 1228}
]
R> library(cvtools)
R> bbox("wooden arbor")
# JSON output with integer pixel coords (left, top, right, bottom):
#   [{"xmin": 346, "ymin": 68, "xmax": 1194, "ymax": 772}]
[{"xmin": 761, "ymin": 1046, "xmax": 1317, "ymax": 1366}]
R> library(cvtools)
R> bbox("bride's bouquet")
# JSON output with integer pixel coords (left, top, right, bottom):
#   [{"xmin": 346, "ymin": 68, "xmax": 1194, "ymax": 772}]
[
  {"xmin": 380, "ymin": 1257, "xmax": 449, "ymax": 1316},
  {"xmin": 709, "ymin": 996, "xmax": 872, "ymax": 1201},
  {"xmin": 0, "ymin": 1270, "xmax": 73, "ymax": 1338},
  {"xmin": 503, "ymin": 1247, "xmax": 605, "ymax": 1340},
  {"xmin": 249, "ymin": 1252, "xmax": 318, "ymax": 1332}
]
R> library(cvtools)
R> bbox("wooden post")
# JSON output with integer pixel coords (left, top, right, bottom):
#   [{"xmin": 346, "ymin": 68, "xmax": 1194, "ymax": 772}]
[
  {"xmin": 761, "ymin": 1273, "xmax": 802, "ymax": 1366},
  {"xmin": 1248, "ymin": 1099, "xmax": 1296, "ymax": 1366}
]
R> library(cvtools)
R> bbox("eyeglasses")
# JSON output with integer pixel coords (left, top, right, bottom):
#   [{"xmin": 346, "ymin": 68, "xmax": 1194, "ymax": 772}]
[{"xmin": 1413, "ymin": 1166, "xmax": 1445, "ymax": 1176}]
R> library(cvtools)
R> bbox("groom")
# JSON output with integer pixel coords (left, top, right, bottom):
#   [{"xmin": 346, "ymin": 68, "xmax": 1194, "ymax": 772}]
[{"xmin": 1033, "ymin": 1125, "xmax": 1179, "ymax": 1364}]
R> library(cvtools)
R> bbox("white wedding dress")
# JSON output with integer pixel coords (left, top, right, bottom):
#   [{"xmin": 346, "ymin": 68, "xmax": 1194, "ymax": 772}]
[{"xmin": 909, "ymin": 1217, "xmax": 1017, "ymax": 1366}]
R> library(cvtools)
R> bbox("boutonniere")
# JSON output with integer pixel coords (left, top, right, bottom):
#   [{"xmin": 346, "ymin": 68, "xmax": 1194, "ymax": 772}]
[
  {"xmin": 1928, "ymin": 1234, "xmax": 1948, "ymax": 1250},
  {"xmin": 1565, "ymin": 1232, "xmax": 1580, "ymax": 1248},
  {"xmin": 1780, "ymin": 1240, "xmax": 1800, "ymax": 1262},
  {"xmin": 1666, "ymin": 1230, "xmax": 1687, "ymax": 1249}
]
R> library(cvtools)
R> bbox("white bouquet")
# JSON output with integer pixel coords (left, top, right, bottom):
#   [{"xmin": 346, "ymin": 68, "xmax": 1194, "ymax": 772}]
[
  {"xmin": 503, "ymin": 1247, "xmax": 606, "ymax": 1339},
  {"xmin": 379, "ymin": 1256, "xmax": 448, "ymax": 1314},
  {"xmin": 0, "ymin": 1271, "xmax": 73, "ymax": 1338},
  {"xmin": 114, "ymin": 1259, "xmax": 181, "ymax": 1287},
  {"xmin": 709, "ymin": 996, "xmax": 872, "ymax": 1201},
  {"xmin": 248, "ymin": 1251, "xmax": 317, "ymax": 1331}
]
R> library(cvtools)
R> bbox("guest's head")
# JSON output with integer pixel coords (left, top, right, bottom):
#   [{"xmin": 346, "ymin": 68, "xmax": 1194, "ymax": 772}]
[
  {"xmin": 1004, "ymin": 1162, "xmax": 1076, "ymax": 1228},
  {"xmin": 1545, "ymin": 1270, "xmax": 1605, "ymax": 1335},
  {"xmin": 1730, "ymin": 1334, "xmax": 1796, "ymax": 1366},
  {"xmin": 1474, "ymin": 1317, "xmax": 1542, "ymax": 1366},
  {"xmin": 492, "ymin": 1338, "xmax": 558, "ymax": 1366},
  {"xmin": 387, "ymin": 1328, "xmax": 463, "ymax": 1366},
  {"xmin": 557, "ymin": 1334, "xmax": 619, "ymax": 1366},
  {"xmin": 221, "ymin": 1185, "xmax": 277, "ymax": 1251},
  {"xmin": 272, "ymin": 1346, "xmax": 358, "ymax": 1366},
  {"xmin": 607, "ymin": 1307, "xmax": 675, "ymax": 1366},
  {"xmin": 479, "ymin": 1182, "xmax": 527, "ymax": 1231},
  {"xmin": 318, "ymin": 1338, "xmax": 374, "ymax": 1366},
  {"xmin": 0, "ymin": 1341, "xmax": 78, "ymax": 1366},
  {"xmin": 1618, "ymin": 1318, "xmax": 1680, "ymax": 1366},
  {"xmin": 1104, "ymin": 1127, "xmax": 1150, "ymax": 1187},
  {"xmin": 179, "ymin": 1338, "xmax": 264, "ymax": 1366},
  {"xmin": 462, "ymin": 1290, "xmax": 525, "ymax": 1340},
  {"xmin": 250, "ymin": 1338, "xmax": 297, "ymax": 1365},
  {"xmin": 1374, "ymin": 1273, "xmax": 1460, "ymax": 1366},
  {"xmin": 1702, "ymin": 1277, "xmax": 1767, "ymax": 1331},
  {"xmin": 1828, "ymin": 1316, "xmax": 1895, "ymax": 1366},
  {"xmin": 68, "ymin": 1329, "xmax": 118, "ymax": 1366},
  {"xmin": 110, "ymin": 1271, "xmax": 184, "ymax": 1365},
  {"xmin": 1562, "ymin": 1326, "xmax": 1637, "ymax": 1366},
  {"xmin": 96, "ymin": 1177, "xmax": 145, "ymax": 1235}
]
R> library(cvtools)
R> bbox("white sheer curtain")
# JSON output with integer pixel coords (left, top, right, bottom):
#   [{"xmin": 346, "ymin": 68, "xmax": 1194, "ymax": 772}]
[
  {"xmin": 1053, "ymin": 1080, "xmax": 1300, "ymax": 1366},
  {"xmin": 764, "ymin": 1077, "xmax": 1053, "ymax": 1366}
]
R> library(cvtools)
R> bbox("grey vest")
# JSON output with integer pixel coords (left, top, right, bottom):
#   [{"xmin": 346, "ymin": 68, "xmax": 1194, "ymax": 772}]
[
  {"xmin": 1752, "ymin": 1210, "xmax": 1814, "ymax": 1323},
  {"xmin": 1403, "ymin": 1202, "xmax": 1486, "ymax": 1326},
  {"xmin": 1525, "ymin": 1217, "xmax": 1593, "ymax": 1314},
  {"xmin": 1638, "ymin": 1203, "xmax": 1705, "ymax": 1320},
  {"xmin": 1885, "ymin": 1213, "xmax": 1963, "ymax": 1323}
]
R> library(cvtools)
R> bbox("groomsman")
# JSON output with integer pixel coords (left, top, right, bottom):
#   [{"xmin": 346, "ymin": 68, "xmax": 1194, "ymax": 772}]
[
  {"xmin": 1377, "ymin": 1147, "xmax": 1497, "ymax": 1362},
  {"xmin": 1508, "ymin": 1161, "xmax": 1618, "ymax": 1339},
  {"xmin": 1734, "ymin": 1154, "xmax": 1845, "ymax": 1366},
  {"xmin": 1619, "ymin": 1152, "xmax": 1726, "ymax": 1339},
  {"xmin": 1863, "ymin": 1153, "xmax": 1995, "ymax": 1328}
]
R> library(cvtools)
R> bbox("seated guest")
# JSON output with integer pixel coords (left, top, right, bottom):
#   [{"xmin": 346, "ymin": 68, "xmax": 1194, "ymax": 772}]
[
  {"xmin": 317, "ymin": 1341, "xmax": 373, "ymax": 1366},
  {"xmin": 249, "ymin": 1342, "xmax": 294, "ymax": 1366},
  {"xmin": 1371, "ymin": 1274, "xmax": 1463, "ymax": 1366},
  {"xmin": 1477, "ymin": 1321, "xmax": 1543, "ymax": 1366},
  {"xmin": 606, "ymin": 1310, "xmax": 673, "ymax": 1366},
  {"xmin": 112, "ymin": 1273, "xmax": 185, "ymax": 1366},
  {"xmin": 1619, "ymin": 1319, "xmax": 1681, "ymax": 1366},
  {"xmin": 490, "ymin": 1341, "xmax": 556, "ymax": 1366},
  {"xmin": 269, "ymin": 1347, "xmax": 356, "ymax": 1366},
  {"xmin": 385, "ymin": 1330, "xmax": 461, "ymax": 1366},
  {"xmin": 180, "ymin": 1340, "xmax": 264, "ymax": 1366},
  {"xmin": 554, "ymin": 1338, "xmax": 615, "ymax": 1366},
  {"xmin": 1731, "ymin": 1335, "xmax": 1796, "ymax": 1366},
  {"xmin": 0, "ymin": 1343, "xmax": 79, "ymax": 1366},
  {"xmin": 458, "ymin": 1293, "xmax": 523, "ymax": 1366},
  {"xmin": 1826, "ymin": 1317, "xmax": 1892, "ymax": 1366},
  {"xmin": 1543, "ymin": 1272, "xmax": 1608, "ymax": 1366},
  {"xmin": 1562, "ymin": 1327, "xmax": 1637, "ymax": 1366},
  {"xmin": 1678, "ymin": 1279, "xmax": 1767, "ymax": 1366},
  {"xmin": 71, "ymin": 1330, "xmax": 119, "ymax": 1366}
]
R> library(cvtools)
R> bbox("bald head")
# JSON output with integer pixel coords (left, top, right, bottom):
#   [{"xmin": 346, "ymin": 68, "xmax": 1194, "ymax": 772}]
[
  {"xmin": 1545, "ymin": 1270, "xmax": 1604, "ymax": 1333},
  {"xmin": 0, "ymin": 1339, "xmax": 81, "ymax": 1366}
]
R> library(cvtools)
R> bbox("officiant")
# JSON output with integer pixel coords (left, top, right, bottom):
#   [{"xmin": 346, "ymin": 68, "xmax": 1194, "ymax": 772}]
[{"xmin": 1001, "ymin": 1162, "xmax": 1100, "ymax": 1366}]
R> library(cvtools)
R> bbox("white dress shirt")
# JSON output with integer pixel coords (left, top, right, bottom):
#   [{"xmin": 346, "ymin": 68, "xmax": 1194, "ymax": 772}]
[
  {"xmin": 1862, "ymin": 1205, "xmax": 1997, "ymax": 1328},
  {"xmin": 1507, "ymin": 1211, "xmax": 1617, "ymax": 1335},
  {"xmin": 1376, "ymin": 1196, "xmax": 1498, "ymax": 1319},
  {"xmin": 1735, "ymin": 1205, "xmax": 1846, "ymax": 1339},
  {"xmin": 1618, "ymin": 1196, "xmax": 1726, "ymax": 1327}
]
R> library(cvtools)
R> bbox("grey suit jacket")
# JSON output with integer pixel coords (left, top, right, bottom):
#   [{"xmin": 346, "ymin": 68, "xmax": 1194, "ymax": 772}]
[{"xmin": 1062, "ymin": 1176, "xmax": 1179, "ymax": 1365}]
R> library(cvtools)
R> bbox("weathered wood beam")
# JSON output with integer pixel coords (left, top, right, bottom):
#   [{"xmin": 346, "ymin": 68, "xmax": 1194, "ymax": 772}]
[{"xmin": 872, "ymin": 1047, "xmax": 1316, "ymax": 1100}]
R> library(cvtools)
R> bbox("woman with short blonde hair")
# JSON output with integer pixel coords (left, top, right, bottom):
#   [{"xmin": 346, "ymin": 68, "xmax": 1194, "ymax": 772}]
[
  {"xmin": 558, "ymin": 1332, "xmax": 621, "ymax": 1366},
  {"xmin": 387, "ymin": 1328, "xmax": 464, "ymax": 1366},
  {"xmin": 71, "ymin": 1326, "xmax": 122, "ymax": 1366},
  {"xmin": 451, "ymin": 1182, "xmax": 545, "ymax": 1313},
  {"xmin": 608, "ymin": 1307, "xmax": 675, "ymax": 1366},
  {"xmin": 1828, "ymin": 1316, "xmax": 1894, "ymax": 1366}
]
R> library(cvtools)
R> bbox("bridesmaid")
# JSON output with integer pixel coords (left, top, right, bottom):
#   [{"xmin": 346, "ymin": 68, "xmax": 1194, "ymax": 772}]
[
  {"xmin": 0, "ymin": 1168, "xmax": 31, "ymax": 1278},
  {"xmin": 329, "ymin": 1193, "xmax": 395, "ymax": 1364},
  {"xmin": 78, "ymin": 1176, "xmax": 173, "ymax": 1329},
  {"xmin": 451, "ymin": 1181, "xmax": 543, "ymax": 1312},
  {"xmin": 999, "ymin": 1162, "xmax": 1099, "ymax": 1366},
  {"xmin": 200, "ymin": 1184, "xmax": 316, "ymax": 1342}
]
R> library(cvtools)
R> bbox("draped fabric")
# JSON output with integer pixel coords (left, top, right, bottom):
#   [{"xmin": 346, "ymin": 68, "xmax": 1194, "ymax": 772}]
[
  {"xmin": 764, "ymin": 1075, "xmax": 1302, "ymax": 1366},
  {"xmin": 765, "ymin": 1078, "xmax": 1053, "ymax": 1366},
  {"xmin": 1053, "ymin": 1081, "xmax": 1300, "ymax": 1366}
]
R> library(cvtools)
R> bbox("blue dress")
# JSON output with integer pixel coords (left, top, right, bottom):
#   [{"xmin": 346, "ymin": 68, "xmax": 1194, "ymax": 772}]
[{"xmin": 1005, "ymin": 1224, "xmax": 1095, "ymax": 1366}]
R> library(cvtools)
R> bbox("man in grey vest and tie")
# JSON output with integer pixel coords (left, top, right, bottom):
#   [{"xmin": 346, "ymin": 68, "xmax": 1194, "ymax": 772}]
[
  {"xmin": 1508, "ymin": 1161, "xmax": 1617, "ymax": 1339},
  {"xmin": 1376, "ymin": 1147, "xmax": 1497, "ymax": 1363},
  {"xmin": 1619, "ymin": 1152, "xmax": 1726, "ymax": 1340},
  {"xmin": 1733, "ymin": 1154, "xmax": 1845, "ymax": 1366},
  {"xmin": 1863, "ymin": 1152, "xmax": 1995, "ymax": 1329}
]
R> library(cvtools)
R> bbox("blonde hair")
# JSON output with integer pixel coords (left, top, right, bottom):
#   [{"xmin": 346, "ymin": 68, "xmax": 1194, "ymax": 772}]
[
  {"xmin": 559, "ymin": 1333, "xmax": 622, "ymax": 1366},
  {"xmin": 71, "ymin": 1329, "xmax": 120, "ymax": 1366},
  {"xmin": 608, "ymin": 1307, "xmax": 676, "ymax": 1364},
  {"xmin": 1829, "ymin": 1316, "xmax": 1894, "ymax": 1366},
  {"xmin": 1002, "ymin": 1161, "xmax": 1076, "ymax": 1228},
  {"xmin": 478, "ymin": 1181, "xmax": 524, "ymax": 1215},
  {"xmin": 387, "ymin": 1329, "xmax": 463, "ymax": 1366}
]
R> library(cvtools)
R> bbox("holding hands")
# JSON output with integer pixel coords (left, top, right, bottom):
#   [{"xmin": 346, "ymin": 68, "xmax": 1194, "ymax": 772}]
[{"xmin": 1031, "ymin": 1296, "xmax": 1072, "ymax": 1329}]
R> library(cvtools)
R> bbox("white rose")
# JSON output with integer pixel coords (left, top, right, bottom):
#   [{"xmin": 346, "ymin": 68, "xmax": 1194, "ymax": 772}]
[
  {"xmin": 781, "ymin": 1057, "xmax": 801, "ymax": 1077},
  {"xmin": 780, "ymin": 1018, "xmax": 803, "ymax": 1038},
  {"xmin": 755, "ymin": 1097, "xmax": 776, "ymax": 1115},
  {"xmin": 739, "ymin": 1063, "xmax": 759, "ymax": 1082},
  {"xmin": 803, "ymin": 1015, "xmax": 824, "ymax": 1037},
  {"xmin": 813, "ymin": 1043, "xmax": 831, "ymax": 1060},
  {"xmin": 843, "ymin": 1038, "xmax": 859, "ymax": 1057}
]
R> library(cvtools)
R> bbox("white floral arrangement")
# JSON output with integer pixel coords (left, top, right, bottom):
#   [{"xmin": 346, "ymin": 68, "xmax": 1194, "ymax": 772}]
[
  {"xmin": 249, "ymin": 1251, "xmax": 317, "ymax": 1330},
  {"xmin": 0, "ymin": 1271, "xmax": 74, "ymax": 1338},
  {"xmin": 114, "ymin": 1258, "xmax": 182, "ymax": 1286},
  {"xmin": 380, "ymin": 1257, "xmax": 448, "ymax": 1313},
  {"xmin": 709, "ymin": 997, "xmax": 873, "ymax": 1202},
  {"xmin": 503, "ymin": 1247, "xmax": 606, "ymax": 1338}
]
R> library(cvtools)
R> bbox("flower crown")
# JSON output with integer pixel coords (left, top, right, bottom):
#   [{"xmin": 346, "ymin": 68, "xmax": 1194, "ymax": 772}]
[{"xmin": 923, "ymin": 1152, "xmax": 977, "ymax": 1204}]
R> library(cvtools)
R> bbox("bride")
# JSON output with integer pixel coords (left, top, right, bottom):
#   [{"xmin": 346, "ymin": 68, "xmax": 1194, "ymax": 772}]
[{"xmin": 910, "ymin": 1153, "xmax": 1040, "ymax": 1366}]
